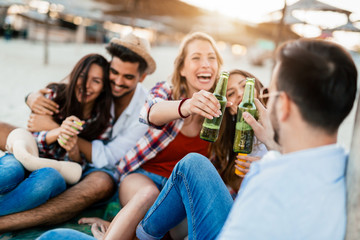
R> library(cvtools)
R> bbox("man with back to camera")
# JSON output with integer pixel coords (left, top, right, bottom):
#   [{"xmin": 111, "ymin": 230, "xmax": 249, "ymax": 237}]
[
  {"xmin": 131, "ymin": 38, "xmax": 357, "ymax": 240},
  {"xmin": 0, "ymin": 33, "xmax": 156, "ymax": 232}
]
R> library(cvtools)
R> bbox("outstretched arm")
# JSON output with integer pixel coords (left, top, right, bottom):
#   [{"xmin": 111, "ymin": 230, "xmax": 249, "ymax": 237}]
[{"xmin": 149, "ymin": 90, "xmax": 225, "ymax": 126}]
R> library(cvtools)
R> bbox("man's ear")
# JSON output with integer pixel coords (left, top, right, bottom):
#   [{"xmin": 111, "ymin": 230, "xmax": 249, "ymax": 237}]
[
  {"xmin": 139, "ymin": 74, "xmax": 147, "ymax": 83},
  {"xmin": 278, "ymin": 93, "xmax": 291, "ymax": 122}
]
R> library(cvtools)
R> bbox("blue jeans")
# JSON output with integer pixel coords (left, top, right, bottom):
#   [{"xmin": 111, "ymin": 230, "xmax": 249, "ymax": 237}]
[
  {"xmin": 0, "ymin": 153, "xmax": 67, "ymax": 216},
  {"xmin": 37, "ymin": 228, "xmax": 95, "ymax": 240},
  {"xmin": 136, "ymin": 153, "xmax": 233, "ymax": 240}
]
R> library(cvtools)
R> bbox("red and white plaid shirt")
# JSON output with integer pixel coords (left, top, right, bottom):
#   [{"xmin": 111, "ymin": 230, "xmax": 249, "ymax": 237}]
[
  {"xmin": 33, "ymin": 88, "xmax": 112, "ymax": 161},
  {"xmin": 117, "ymin": 81, "xmax": 185, "ymax": 179}
]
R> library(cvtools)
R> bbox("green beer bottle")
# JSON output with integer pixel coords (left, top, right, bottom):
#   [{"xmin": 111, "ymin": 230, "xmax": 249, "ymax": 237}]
[
  {"xmin": 200, "ymin": 71, "xmax": 229, "ymax": 142},
  {"xmin": 233, "ymin": 77, "xmax": 258, "ymax": 153}
]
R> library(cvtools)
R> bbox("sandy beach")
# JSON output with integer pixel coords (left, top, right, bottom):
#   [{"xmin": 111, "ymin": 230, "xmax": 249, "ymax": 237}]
[{"xmin": 0, "ymin": 38, "xmax": 359, "ymax": 150}]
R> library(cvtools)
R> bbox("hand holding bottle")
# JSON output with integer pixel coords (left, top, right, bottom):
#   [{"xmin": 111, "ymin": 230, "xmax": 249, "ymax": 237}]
[
  {"xmin": 200, "ymin": 71, "xmax": 230, "ymax": 142},
  {"xmin": 57, "ymin": 116, "xmax": 84, "ymax": 163},
  {"xmin": 57, "ymin": 116, "xmax": 83, "ymax": 147},
  {"xmin": 233, "ymin": 77, "xmax": 258, "ymax": 154},
  {"xmin": 234, "ymin": 154, "xmax": 261, "ymax": 177},
  {"xmin": 242, "ymin": 99, "xmax": 281, "ymax": 151},
  {"xmin": 59, "ymin": 116, "xmax": 83, "ymax": 134},
  {"xmin": 181, "ymin": 90, "xmax": 223, "ymax": 119}
]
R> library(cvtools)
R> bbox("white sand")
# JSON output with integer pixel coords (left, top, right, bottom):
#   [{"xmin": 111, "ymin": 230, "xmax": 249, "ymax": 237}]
[{"xmin": 0, "ymin": 38, "xmax": 358, "ymax": 150}]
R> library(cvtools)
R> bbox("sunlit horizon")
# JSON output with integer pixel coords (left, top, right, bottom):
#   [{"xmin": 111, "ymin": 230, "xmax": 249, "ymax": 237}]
[
  {"xmin": 182, "ymin": 0, "xmax": 360, "ymax": 23},
  {"xmin": 182, "ymin": 0, "xmax": 360, "ymax": 50}
]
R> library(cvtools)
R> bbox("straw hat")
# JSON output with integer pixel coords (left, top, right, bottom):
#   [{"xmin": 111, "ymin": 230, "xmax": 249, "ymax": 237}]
[{"xmin": 110, "ymin": 33, "xmax": 156, "ymax": 74}]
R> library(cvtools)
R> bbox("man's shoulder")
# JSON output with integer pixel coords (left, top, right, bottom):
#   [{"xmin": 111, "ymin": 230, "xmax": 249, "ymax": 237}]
[
  {"xmin": 250, "ymin": 145, "xmax": 347, "ymax": 207},
  {"xmin": 137, "ymin": 82, "xmax": 149, "ymax": 94},
  {"xmin": 234, "ymin": 146, "xmax": 347, "ymax": 240}
]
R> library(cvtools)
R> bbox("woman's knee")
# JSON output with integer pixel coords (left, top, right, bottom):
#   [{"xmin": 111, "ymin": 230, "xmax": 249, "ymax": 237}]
[
  {"xmin": 139, "ymin": 185, "xmax": 160, "ymax": 203},
  {"xmin": 175, "ymin": 153, "xmax": 217, "ymax": 182},
  {"xmin": 119, "ymin": 174, "xmax": 158, "ymax": 206},
  {"xmin": 178, "ymin": 153, "xmax": 211, "ymax": 172}
]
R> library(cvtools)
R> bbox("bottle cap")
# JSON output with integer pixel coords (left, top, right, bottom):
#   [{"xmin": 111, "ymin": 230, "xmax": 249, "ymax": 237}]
[
  {"xmin": 220, "ymin": 71, "xmax": 230, "ymax": 77},
  {"xmin": 246, "ymin": 77, "xmax": 255, "ymax": 83}
]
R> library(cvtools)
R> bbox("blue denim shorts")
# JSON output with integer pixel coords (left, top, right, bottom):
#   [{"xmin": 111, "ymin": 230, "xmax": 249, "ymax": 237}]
[
  {"xmin": 82, "ymin": 165, "xmax": 119, "ymax": 185},
  {"xmin": 130, "ymin": 167, "xmax": 168, "ymax": 191}
]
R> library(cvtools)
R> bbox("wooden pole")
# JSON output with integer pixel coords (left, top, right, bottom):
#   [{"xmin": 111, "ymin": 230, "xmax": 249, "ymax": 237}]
[
  {"xmin": 75, "ymin": 24, "xmax": 86, "ymax": 44},
  {"xmin": 346, "ymin": 95, "xmax": 360, "ymax": 240},
  {"xmin": 275, "ymin": 0, "xmax": 287, "ymax": 50},
  {"xmin": 44, "ymin": 10, "xmax": 50, "ymax": 65}
]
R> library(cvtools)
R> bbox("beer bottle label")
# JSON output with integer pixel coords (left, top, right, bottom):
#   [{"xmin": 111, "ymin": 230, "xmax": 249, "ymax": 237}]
[{"xmin": 200, "ymin": 71, "xmax": 229, "ymax": 142}]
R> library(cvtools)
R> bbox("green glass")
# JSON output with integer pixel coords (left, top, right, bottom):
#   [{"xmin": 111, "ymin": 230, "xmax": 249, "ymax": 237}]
[
  {"xmin": 200, "ymin": 71, "xmax": 229, "ymax": 142},
  {"xmin": 233, "ymin": 77, "xmax": 258, "ymax": 153}
]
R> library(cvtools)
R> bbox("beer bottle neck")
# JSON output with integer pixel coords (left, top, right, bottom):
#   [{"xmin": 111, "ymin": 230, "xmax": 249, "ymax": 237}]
[
  {"xmin": 214, "ymin": 74, "xmax": 228, "ymax": 96},
  {"xmin": 241, "ymin": 82, "xmax": 255, "ymax": 103}
]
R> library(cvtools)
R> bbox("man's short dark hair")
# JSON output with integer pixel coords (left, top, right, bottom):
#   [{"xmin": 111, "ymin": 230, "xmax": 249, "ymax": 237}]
[
  {"xmin": 106, "ymin": 43, "xmax": 148, "ymax": 75},
  {"xmin": 276, "ymin": 39, "xmax": 357, "ymax": 134}
]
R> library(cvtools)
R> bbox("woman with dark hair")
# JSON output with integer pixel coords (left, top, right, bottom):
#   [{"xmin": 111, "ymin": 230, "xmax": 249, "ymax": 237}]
[
  {"xmin": 210, "ymin": 69, "xmax": 267, "ymax": 197},
  {"xmin": 32, "ymin": 53, "xmax": 112, "ymax": 162},
  {"xmin": 0, "ymin": 53, "xmax": 112, "ymax": 216}
]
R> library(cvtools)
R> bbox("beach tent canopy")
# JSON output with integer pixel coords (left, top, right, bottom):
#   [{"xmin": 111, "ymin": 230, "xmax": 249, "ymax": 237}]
[
  {"xmin": 264, "ymin": 12, "xmax": 305, "ymax": 25},
  {"xmin": 277, "ymin": 14, "xmax": 304, "ymax": 25},
  {"xmin": 329, "ymin": 21, "xmax": 360, "ymax": 32},
  {"xmin": 287, "ymin": 0, "xmax": 351, "ymax": 15},
  {"xmin": 252, "ymin": 21, "xmax": 300, "ymax": 40}
]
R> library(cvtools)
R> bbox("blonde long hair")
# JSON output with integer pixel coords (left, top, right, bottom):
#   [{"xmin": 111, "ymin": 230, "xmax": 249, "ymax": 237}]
[{"xmin": 171, "ymin": 32, "xmax": 223, "ymax": 100}]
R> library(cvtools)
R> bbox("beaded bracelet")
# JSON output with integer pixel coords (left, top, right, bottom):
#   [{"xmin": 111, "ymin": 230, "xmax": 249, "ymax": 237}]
[{"xmin": 178, "ymin": 98, "xmax": 189, "ymax": 118}]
